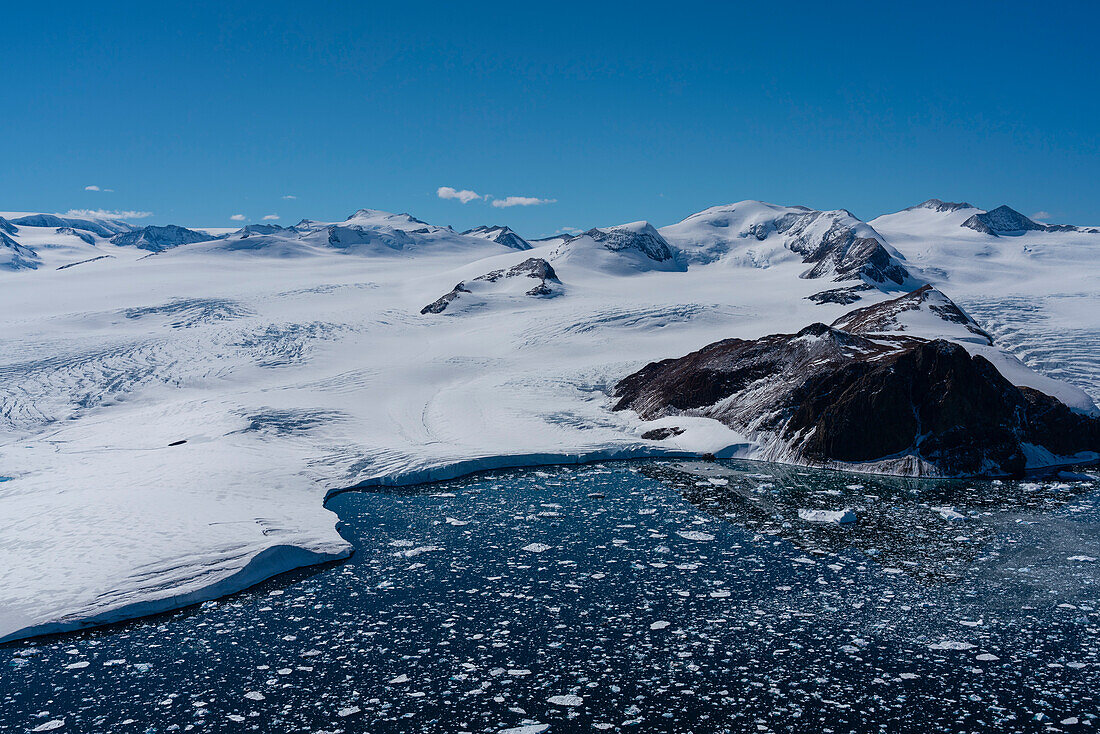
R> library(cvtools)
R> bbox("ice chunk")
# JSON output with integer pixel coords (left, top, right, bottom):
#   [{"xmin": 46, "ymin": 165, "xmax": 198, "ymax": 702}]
[
  {"xmin": 797, "ymin": 508, "xmax": 856, "ymax": 524},
  {"xmin": 676, "ymin": 531, "xmax": 715, "ymax": 541},
  {"xmin": 928, "ymin": 641, "xmax": 976, "ymax": 651}
]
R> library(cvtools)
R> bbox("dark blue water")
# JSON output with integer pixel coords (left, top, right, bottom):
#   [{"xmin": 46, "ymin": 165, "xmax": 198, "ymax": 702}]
[{"xmin": 3, "ymin": 460, "xmax": 1099, "ymax": 733}]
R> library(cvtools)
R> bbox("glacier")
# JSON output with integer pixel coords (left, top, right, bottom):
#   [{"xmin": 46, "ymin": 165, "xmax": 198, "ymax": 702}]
[{"xmin": 1, "ymin": 198, "xmax": 1098, "ymax": 642}]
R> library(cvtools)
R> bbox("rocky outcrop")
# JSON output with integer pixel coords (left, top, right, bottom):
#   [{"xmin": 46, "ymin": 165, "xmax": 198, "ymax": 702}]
[
  {"xmin": 421, "ymin": 258, "xmax": 561, "ymax": 314},
  {"xmin": 613, "ymin": 321, "xmax": 1100, "ymax": 477},
  {"xmin": 111, "ymin": 225, "xmax": 215, "ymax": 252},
  {"xmin": 806, "ymin": 284, "xmax": 873, "ymax": 305},
  {"xmin": 0, "ymin": 216, "xmax": 17, "ymax": 235},
  {"xmin": 962, "ymin": 205, "xmax": 1100, "ymax": 235}
]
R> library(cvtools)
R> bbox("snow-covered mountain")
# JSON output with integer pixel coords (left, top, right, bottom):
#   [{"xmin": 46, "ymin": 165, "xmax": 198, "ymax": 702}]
[
  {"xmin": 462, "ymin": 225, "xmax": 532, "ymax": 251},
  {"xmin": 111, "ymin": 224, "xmax": 219, "ymax": 252},
  {"xmin": 1, "ymin": 197, "xmax": 1098, "ymax": 643},
  {"xmin": 549, "ymin": 221, "xmax": 683, "ymax": 274},
  {"xmin": 659, "ymin": 200, "xmax": 915, "ymax": 288}
]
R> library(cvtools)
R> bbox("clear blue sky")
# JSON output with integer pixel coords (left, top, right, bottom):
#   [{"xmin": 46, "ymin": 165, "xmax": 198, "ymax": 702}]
[{"xmin": 3, "ymin": 0, "xmax": 1098, "ymax": 236}]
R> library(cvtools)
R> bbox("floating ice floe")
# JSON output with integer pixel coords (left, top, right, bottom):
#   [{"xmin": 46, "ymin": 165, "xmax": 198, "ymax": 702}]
[
  {"xmin": 393, "ymin": 545, "xmax": 443, "ymax": 558},
  {"xmin": 650, "ymin": 620, "xmax": 670, "ymax": 630},
  {"xmin": 32, "ymin": 721, "xmax": 65, "ymax": 732},
  {"xmin": 521, "ymin": 543, "xmax": 552, "ymax": 553},
  {"xmin": 547, "ymin": 694, "xmax": 583, "ymax": 707},
  {"xmin": 928, "ymin": 641, "xmax": 976, "ymax": 651},
  {"xmin": 931, "ymin": 506, "xmax": 966, "ymax": 521},
  {"xmin": 797, "ymin": 509, "xmax": 856, "ymax": 524},
  {"xmin": 676, "ymin": 530, "xmax": 715, "ymax": 541},
  {"xmin": 499, "ymin": 725, "xmax": 550, "ymax": 734},
  {"xmin": 1067, "ymin": 556, "xmax": 1097, "ymax": 562}
]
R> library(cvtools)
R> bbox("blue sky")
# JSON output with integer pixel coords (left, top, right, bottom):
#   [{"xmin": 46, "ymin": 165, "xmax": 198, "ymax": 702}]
[{"xmin": 3, "ymin": 0, "xmax": 1098, "ymax": 236}]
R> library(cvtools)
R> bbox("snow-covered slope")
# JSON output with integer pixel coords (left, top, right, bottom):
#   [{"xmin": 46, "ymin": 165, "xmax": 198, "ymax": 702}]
[{"xmin": 0, "ymin": 200, "xmax": 1096, "ymax": 643}]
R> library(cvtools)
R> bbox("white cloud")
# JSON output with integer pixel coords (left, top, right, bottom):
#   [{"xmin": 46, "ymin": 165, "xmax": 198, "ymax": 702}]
[
  {"xmin": 62, "ymin": 208, "xmax": 152, "ymax": 220},
  {"xmin": 84, "ymin": 185, "xmax": 100, "ymax": 191},
  {"xmin": 230, "ymin": 214, "xmax": 247, "ymax": 221},
  {"xmin": 282, "ymin": 194, "xmax": 296, "ymax": 200},
  {"xmin": 491, "ymin": 196, "xmax": 556, "ymax": 208},
  {"xmin": 262, "ymin": 214, "xmax": 280, "ymax": 220},
  {"xmin": 1030, "ymin": 211, "xmax": 1051, "ymax": 221},
  {"xmin": 437, "ymin": 186, "xmax": 482, "ymax": 204},
  {"xmin": 83, "ymin": 185, "xmax": 114, "ymax": 192}
]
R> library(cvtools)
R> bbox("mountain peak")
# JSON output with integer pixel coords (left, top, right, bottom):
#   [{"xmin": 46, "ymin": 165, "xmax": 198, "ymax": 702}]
[
  {"xmin": 462, "ymin": 225, "xmax": 532, "ymax": 251},
  {"xmin": 961, "ymin": 205, "xmax": 1044, "ymax": 235},
  {"xmin": 907, "ymin": 198, "xmax": 975, "ymax": 213}
]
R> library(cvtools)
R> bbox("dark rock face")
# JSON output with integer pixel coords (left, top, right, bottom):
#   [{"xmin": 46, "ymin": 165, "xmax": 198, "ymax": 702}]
[
  {"xmin": 613, "ymin": 324, "xmax": 1100, "ymax": 477},
  {"xmin": 0, "ymin": 216, "xmax": 17, "ymax": 235},
  {"xmin": 111, "ymin": 225, "xmax": 214, "ymax": 252},
  {"xmin": 806, "ymin": 285, "xmax": 874, "ymax": 305},
  {"xmin": 641, "ymin": 426, "xmax": 685, "ymax": 440},
  {"xmin": 421, "ymin": 258, "xmax": 561, "ymax": 314}
]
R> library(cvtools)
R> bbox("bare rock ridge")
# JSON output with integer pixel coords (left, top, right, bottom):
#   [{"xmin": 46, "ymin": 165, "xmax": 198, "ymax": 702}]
[
  {"xmin": 613, "ymin": 290, "xmax": 1100, "ymax": 477},
  {"xmin": 421, "ymin": 257, "xmax": 561, "ymax": 314},
  {"xmin": 805, "ymin": 284, "xmax": 873, "ymax": 305}
]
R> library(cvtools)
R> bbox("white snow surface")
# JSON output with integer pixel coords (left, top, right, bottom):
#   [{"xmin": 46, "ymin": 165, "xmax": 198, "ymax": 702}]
[{"xmin": 1, "ymin": 201, "xmax": 1098, "ymax": 642}]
